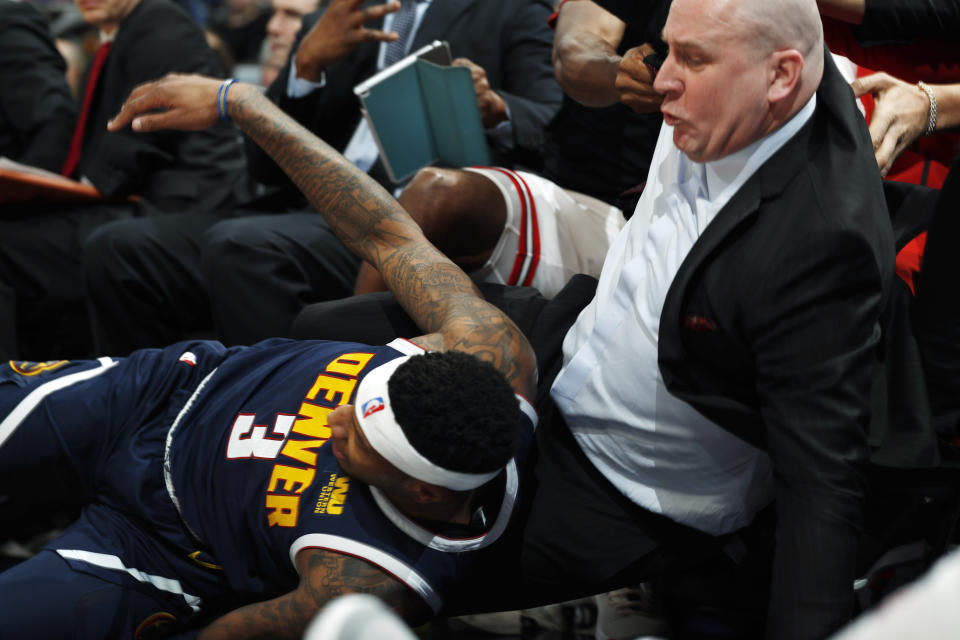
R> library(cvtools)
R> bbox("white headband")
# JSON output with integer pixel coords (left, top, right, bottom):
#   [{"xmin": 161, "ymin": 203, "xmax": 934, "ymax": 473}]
[{"xmin": 354, "ymin": 355, "xmax": 501, "ymax": 491}]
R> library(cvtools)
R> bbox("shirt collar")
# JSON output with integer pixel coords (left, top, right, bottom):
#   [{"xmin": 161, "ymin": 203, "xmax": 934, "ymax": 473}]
[{"xmin": 698, "ymin": 94, "xmax": 817, "ymax": 205}]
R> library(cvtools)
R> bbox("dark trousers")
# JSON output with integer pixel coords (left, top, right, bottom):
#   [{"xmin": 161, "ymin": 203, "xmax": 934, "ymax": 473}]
[
  {"xmin": 292, "ymin": 276, "xmax": 740, "ymax": 613},
  {"xmin": 83, "ymin": 211, "xmax": 360, "ymax": 355},
  {"xmin": 0, "ymin": 200, "xmax": 143, "ymax": 361}
]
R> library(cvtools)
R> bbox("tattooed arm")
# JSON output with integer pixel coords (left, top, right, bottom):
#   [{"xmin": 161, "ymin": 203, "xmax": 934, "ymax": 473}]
[
  {"xmin": 108, "ymin": 75, "xmax": 536, "ymax": 397},
  {"xmin": 197, "ymin": 548, "xmax": 430, "ymax": 639}
]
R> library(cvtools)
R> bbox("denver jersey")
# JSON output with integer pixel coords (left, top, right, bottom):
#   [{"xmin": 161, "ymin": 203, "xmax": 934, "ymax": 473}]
[{"xmin": 167, "ymin": 337, "xmax": 537, "ymax": 612}]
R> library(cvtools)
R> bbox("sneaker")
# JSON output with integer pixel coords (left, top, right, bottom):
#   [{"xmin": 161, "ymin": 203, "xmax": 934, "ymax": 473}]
[{"xmin": 594, "ymin": 585, "xmax": 671, "ymax": 640}]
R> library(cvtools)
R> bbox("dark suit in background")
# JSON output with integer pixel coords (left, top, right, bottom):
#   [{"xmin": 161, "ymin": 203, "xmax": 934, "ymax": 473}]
[
  {"xmin": 84, "ymin": 0, "xmax": 563, "ymax": 354},
  {"xmin": 853, "ymin": 0, "xmax": 960, "ymax": 44},
  {"xmin": 0, "ymin": 0, "xmax": 78, "ymax": 360},
  {"xmin": 0, "ymin": 0, "xmax": 76, "ymax": 172},
  {"xmin": 0, "ymin": 0, "xmax": 247, "ymax": 360}
]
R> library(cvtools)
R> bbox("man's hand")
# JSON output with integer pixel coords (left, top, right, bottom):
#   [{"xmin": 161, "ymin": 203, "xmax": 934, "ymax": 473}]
[
  {"xmin": 453, "ymin": 57, "xmax": 508, "ymax": 128},
  {"xmin": 108, "ymin": 74, "xmax": 227, "ymax": 133},
  {"xmin": 295, "ymin": 0, "xmax": 401, "ymax": 82},
  {"xmin": 851, "ymin": 72, "xmax": 931, "ymax": 176},
  {"xmin": 615, "ymin": 44, "xmax": 663, "ymax": 114}
]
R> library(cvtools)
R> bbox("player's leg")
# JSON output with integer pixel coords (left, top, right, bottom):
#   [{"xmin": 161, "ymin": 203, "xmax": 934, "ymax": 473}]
[
  {"xmin": 0, "ymin": 357, "xmax": 118, "ymax": 506},
  {"xmin": 0, "ymin": 550, "xmax": 192, "ymax": 638},
  {"xmin": 0, "ymin": 343, "xmax": 225, "ymax": 501}
]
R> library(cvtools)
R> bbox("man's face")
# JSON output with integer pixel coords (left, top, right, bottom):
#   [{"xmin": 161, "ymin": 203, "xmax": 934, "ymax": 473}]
[
  {"xmin": 265, "ymin": 0, "xmax": 317, "ymax": 65},
  {"xmin": 653, "ymin": 0, "xmax": 772, "ymax": 163},
  {"xmin": 328, "ymin": 404, "xmax": 404, "ymax": 488},
  {"xmin": 74, "ymin": 0, "xmax": 140, "ymax": 33}
]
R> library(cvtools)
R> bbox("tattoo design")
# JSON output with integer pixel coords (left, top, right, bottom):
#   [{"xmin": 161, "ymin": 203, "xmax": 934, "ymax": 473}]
[
  {"xmin": 229, "ymin": 90, "xmax": 533, "ymax": 391},
  {"xmin": 196, "ymin": 550, "xmax": 428, "ymax": 640}
]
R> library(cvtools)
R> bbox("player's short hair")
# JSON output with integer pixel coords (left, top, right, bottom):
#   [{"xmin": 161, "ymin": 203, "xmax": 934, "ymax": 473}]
[{"xmin": 388, "ymin": 351, "xmax": 523, "ymax": 475}]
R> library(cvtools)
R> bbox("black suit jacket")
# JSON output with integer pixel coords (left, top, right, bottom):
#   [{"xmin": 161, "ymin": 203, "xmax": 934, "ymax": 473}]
[
  {"xmin": 656, "ymin": 53, "xmax": 895, "ymax": 639},
  {"xmin": 76, "ymin": 0, "xmax": 246, "ymax": 212},
  {"xmin": 0, "ymin": 0, "xmax": 76, "ymax": 172},
  {"xmin": 855, "ymin": 0, "xmax": 960, "ymax": 44},
  {"xmin": 248, "ymin": 0, "xmax": 562, "ymax": 193}
]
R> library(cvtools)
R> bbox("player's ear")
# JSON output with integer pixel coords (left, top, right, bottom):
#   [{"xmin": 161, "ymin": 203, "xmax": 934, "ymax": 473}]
[{"xmin": 409, "ymin": 481, "xmax": 450, "ymax": 505}]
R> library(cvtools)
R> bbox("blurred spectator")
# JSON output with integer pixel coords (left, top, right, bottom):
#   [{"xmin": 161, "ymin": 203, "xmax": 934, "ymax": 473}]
[
  {"xmin": 204, "ymin": 27, "xmax": 237, "ymax": 75},
  {"xmin": 0, "ymin": 0, "xmax": 77, "ymax": 172},
  {"xmin": 208, "ymin": 0, "xmax": 270, "ymax": 64},
  {"xmin": 48, "ymin": 3, "xmax": 101, "ymax": 97},
  {"xmin": 82, "ymin": 0, "xmax": 563, "ymax": 355},
  {"xmin": 260, "ymin": 0, "xmax": 320, "ymax": 86},
  {"xmin": 0, "ymin": 0, "xmax": 247, "ymax": 361}
]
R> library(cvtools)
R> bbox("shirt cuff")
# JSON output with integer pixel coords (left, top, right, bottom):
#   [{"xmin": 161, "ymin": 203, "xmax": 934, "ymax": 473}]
[{"xmin": 286, "ymin": 62, "xmax": 327, "ymax": 98}]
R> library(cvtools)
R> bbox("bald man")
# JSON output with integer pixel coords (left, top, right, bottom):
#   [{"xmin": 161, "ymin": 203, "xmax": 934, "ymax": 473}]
[{"xmin": 496, "ymin": 0, "xmax": 893, "ymax": 637}]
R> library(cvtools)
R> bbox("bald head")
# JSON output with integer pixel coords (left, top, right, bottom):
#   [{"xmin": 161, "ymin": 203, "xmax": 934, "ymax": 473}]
[
  {"xmin": 731, "ymin": 0, "xmax": 824, "ymax": 96},
  {"xmin": 655, "ymin": 0, "xmax": 824, "ymax": 162}
]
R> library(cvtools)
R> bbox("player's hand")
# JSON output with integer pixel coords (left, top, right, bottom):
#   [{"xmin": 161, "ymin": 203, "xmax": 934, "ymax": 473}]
[
  {"xmin": 295, "ymin": 0, "xmax": 401, "ymax": 82},
  {"xmin": 851, "ymin": 71, "xmax": 931, "ymax": 176},
  {"xmin": 108, "ymin": 74, "xmax": 231, "ymax": 133},
  {"xmin": 615, "ymin": 43, "xmax": 663, "ymax": 113},
  {"xmin": 453, "ymin": 57, "xmax": 508, "ymax": 128}
]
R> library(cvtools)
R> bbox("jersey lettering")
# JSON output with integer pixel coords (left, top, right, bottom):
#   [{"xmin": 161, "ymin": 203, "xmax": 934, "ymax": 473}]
[
  {"xmin": 225, "ymin": 413, "xmax": 296, "ymax": 460},
  {"xmin": 229, "ymin": 351, "xmax": 375, "ymax": 528},
  {"xmin": 314, "ymin": 474, "xmax": 351, "ymax": 515}
]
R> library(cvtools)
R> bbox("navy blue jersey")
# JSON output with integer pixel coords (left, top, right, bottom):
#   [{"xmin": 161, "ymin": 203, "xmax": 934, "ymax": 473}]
[{"xmin": 0, "ymin": 337, "xmax": 536, "ymax": 619}]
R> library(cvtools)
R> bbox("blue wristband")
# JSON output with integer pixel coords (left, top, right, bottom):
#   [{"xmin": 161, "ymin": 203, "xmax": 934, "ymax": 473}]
[{"xmin": 218, "ymin": 78, "xmax": 237, "ymax": 123}]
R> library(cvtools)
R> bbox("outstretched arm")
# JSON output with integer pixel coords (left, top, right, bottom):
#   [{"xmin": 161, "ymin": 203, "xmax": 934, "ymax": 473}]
[
  {"xmin": 552, "ymin": 0, "xmax": 626, "ymax": 107},
  {"xmin": 198, "ymin": 548, "xmax": 430, "ymax": 639},
  {"xmin": 552, "ymin": 0, "xmax": 661, "ymax": 113},
  {"xmin": 108, "ymin": 75, "xmax": 536, "ymax": 397}
]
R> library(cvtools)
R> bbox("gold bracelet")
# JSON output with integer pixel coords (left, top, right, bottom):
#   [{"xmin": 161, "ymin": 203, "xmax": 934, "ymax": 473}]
[{"xmin": 917, "ymin": 81, "xmax": 938, "ymax": 136}]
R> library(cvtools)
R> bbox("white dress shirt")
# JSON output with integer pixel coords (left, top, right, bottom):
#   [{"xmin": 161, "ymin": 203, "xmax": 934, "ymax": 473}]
[{"xmin": 551, "ymin": 95, "xmax": 817, "ymax": 535}]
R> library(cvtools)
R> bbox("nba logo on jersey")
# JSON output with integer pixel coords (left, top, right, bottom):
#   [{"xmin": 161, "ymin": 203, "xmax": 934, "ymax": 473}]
[
  {"xmin": 178, "ymin": 351, "xmax": 197, "ymax": 367},
  {"xmin": 362, "ymin": 397, "xmax": 385, "ymax": 418}
]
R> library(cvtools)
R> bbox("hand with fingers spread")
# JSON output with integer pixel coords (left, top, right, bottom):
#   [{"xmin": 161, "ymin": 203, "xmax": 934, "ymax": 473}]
[
  {"xmin": 851, "ymin": 71, "xmax": 931, "ymax": 176},
  {"xmin": 452, "ymin": 57, "xmax": 508, "ymax": 128},
  {"xmin": 108, "ymin": 74, "xmax": 228, "ymax": 133},
  {"xmin": 615, "ymin": 43, "xmax": 663, "ymax": 114},
  {"xmin": 295, "ymin": 0, "xmax": 401, "ymax": 82}
]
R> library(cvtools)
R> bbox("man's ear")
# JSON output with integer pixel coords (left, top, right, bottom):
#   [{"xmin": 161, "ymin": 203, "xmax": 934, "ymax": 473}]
[
  {"xmin": 410, "ymin": 481, "xmax": 450, "ymax": 505},
  {"xmin": 768, "ymin": 49, "xmax": 804, "ymax": 103}
]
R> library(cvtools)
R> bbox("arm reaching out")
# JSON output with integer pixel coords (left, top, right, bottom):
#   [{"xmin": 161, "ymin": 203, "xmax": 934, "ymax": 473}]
[
  {"xmin": 108, "ymin": 75, "xmax": 536, "ymax": 397},
  {"xmin": 552, "ymin": 0, "xmax": 661, "ymax": 113},
  {"xmin": 197, "ymin": 549, "xmax": 431, "ymax": 639},
  {"xmin": 552, "ymin": 0, "xmax": 625, "ymax": 106},
  {"xmin": 294, "ymin": 0, "xmax": 401, "ymax": 82}
]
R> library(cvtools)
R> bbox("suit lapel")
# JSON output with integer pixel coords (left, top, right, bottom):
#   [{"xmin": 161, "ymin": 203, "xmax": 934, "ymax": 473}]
[
  {"xmin": 412, "ymin": 0, "xmax": 475, "ymax": 49},
  {"xmin": 658, "ymin": 107, "xmax": 820, "ymax": 368},
  {"xmin": 660, "ymin": 50, "xmax": 849, "ymax": 364}
]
